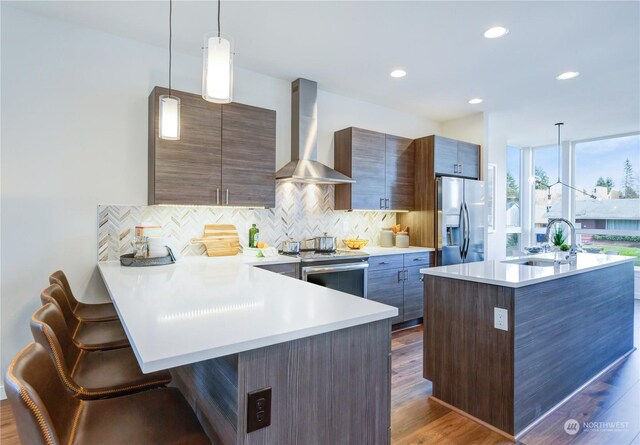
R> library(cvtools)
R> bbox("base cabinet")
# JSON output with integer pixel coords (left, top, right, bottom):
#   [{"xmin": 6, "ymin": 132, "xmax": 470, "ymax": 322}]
[
  {"xmin": 366, "ymin": 252, "xmax": 433, "ymax": 326},
  {"xmin": 254, "ymin": 263, "xmax": 299, "ymax": 279}
]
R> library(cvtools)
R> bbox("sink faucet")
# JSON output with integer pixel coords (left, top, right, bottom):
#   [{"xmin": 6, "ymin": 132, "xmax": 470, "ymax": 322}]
[{"xmin": 545, "ymin": 218, "xmax": 580, "ymax": 263}]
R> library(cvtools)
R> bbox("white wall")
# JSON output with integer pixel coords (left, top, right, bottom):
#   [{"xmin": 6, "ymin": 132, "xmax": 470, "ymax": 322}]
[
  {"xmin": 0, "ymin": 5, "xmax": 439, "ymax": 386},
  {"xmin": 483, "ymin": 112, "xmax": 509, "ymax": 260},
  {"xmin": 440, "ymin": 112, "xmax": 484, "ymax": 146}
]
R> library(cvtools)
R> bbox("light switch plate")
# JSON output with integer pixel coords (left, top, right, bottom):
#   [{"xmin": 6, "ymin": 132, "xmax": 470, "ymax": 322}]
[{"xmin": 494, "ymin": 307, "xmax": 508, "ymax": 331}]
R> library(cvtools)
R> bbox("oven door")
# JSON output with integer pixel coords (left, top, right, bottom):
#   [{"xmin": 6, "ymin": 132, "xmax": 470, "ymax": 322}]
[{"xmin": 301, "ymin": 262, "xmax": 368, "ymax": 298}]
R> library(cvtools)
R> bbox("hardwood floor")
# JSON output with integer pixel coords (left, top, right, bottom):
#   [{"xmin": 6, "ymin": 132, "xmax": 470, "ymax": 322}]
[{"xmin": 2, "ymin": 301, "xmax": 639, "ymax": 444}]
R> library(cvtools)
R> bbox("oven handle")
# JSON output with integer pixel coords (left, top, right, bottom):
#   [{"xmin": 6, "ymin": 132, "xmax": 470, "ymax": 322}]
[{"xmin": 301, "ymin": 263, "xmax": 369, "ymax": 299}]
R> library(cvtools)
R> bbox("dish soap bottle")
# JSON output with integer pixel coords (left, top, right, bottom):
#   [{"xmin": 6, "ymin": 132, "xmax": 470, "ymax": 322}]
[{"xmin": 249, "ymin": 224, "xmax": 260, "ymax": 248}]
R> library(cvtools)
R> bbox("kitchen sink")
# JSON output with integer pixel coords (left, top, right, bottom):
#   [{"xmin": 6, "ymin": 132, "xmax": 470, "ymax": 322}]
[
  {"xmin": 502, "ymin": 258, "xmax": 567, "ymax": 267},
  {"xmin": 518, "ymin": 260, "xmax": 557, "ymax": 267}
]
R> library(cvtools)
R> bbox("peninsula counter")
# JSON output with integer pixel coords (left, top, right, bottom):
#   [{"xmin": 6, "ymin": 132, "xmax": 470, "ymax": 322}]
[{"xmin": 99, "ymin": 255, "xmax": 397, "ymax": 445}]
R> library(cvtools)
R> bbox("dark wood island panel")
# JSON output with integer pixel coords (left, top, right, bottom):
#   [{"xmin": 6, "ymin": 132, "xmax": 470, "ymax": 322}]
[
  {"xmin": 172, "ymin": 319, "xmax": 392, "ymax": 445},
  {"xmin": 513, "ymin": 262, "xmax": 635, "ymax": 432},
  {"xmin": 424, "ymin": 261, "xmax": 635, "ymax": 438},
  {"xmin": 424, "ymin": 276, "xmax": 515, "ymax": 434}
]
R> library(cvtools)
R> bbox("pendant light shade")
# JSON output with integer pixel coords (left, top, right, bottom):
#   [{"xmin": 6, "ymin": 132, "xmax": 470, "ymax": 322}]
[
  {"xmin": 159, "ymin": 95, "xmax": 180, "ymax": 140},
  {"xmin": 202, "ymin": 0, "xmax": 233, "ymax": 104},
  {"xmin": 202, "ymin": 33, "xmax": 234, "ymax": 103},
  {"xmin": 159, "ymin": 0, "xmax": 180, "ymax": 140}
]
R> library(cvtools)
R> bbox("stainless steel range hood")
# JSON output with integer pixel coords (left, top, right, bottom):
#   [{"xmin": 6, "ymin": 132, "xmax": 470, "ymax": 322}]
[{"xmin": 275, "ymin": 78, "xmax": 355, "ymax": 184}]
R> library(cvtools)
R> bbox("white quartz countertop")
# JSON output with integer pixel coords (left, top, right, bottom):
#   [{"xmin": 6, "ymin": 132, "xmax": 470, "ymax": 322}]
[
  {"xmin": 354, "ymin": 246, "xmax": 435, "ymax": 256},
  {"xmin": 420, "ymin": 253, "xmax": 634, "ymax": 288},
  {"xmin": 98, "ymin": 255, "xmax": 397, "ymax": 373}
]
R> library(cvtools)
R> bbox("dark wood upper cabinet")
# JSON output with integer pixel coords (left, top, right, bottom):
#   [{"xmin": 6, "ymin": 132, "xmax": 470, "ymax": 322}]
[
  {"xmin": 432, "ymin": 136, "xmax": 458, "ymax": 177},
  {"xmin": 385, "ymin": 134, "xmax": 414, "ymax": 211},
  {"xmin": 334, "ymin": 127, "xmax": 414, "ymax": 211},
  {"xmin": 149, "ymin": 87, "xmax": 276, "ymax": 207},
  {"xmin": 149, "ymin": 87, "xmax": 222, "ymax": 205},
  {"xmin": 334, "ymin": 127, "xmax": 386, "ymax": 210},
  {"xmin": 433, "ymin": 135, "xmax": 480, "ymax": 179},
  {"xmin": 456, "ymin": 141, "xmax": 480, "ymax": 179},
  {"xmin": 221, "ymin": 102, "xmax": 276, "ymax": 208}
]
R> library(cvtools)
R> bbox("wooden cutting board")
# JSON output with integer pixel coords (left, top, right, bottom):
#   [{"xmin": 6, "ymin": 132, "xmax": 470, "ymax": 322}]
[{"xmin": 191, "ymin": 224, "xmax": 240, "ymax": 257}]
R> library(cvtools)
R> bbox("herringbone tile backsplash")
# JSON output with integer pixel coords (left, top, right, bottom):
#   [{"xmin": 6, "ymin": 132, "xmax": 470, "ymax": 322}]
[{"xmin": 98, "ymin": 183, "xmax": 397, "ymax": 261}]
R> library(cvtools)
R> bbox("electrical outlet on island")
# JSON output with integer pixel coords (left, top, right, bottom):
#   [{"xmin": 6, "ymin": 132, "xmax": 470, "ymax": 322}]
[{"xmin": 494, "ymin": 307, "xmax": 508, "ymax": 331}]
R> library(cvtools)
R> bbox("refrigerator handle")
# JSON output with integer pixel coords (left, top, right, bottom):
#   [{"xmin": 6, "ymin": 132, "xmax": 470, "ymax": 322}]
[
  {"xmin": 463, "ymin": 202, "xmax": 471, "ymax": 259},
  {"xmin": 458, "ymin": 203, "xmax": 465, "ymax": 259}
]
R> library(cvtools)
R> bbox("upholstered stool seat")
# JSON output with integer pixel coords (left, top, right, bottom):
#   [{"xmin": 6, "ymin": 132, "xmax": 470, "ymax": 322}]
[
  {"xmin": 31, "ymin": 303, "xmax": 171, "ymax": 400},
  {"xmin": 49, "ymin": 270, "xmax": 118, "ymax": 322},
  {"xmin": 41, "ymin": 284, "xmax": 128, "ymax": 351},
  {"xmin": 5, "ymin": 343, "xmax": 210, "ymax": 445}
]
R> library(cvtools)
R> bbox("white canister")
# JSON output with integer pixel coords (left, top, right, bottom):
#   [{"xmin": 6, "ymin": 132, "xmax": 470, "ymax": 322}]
[
  {"xmin": 380, "ymin": 229, "xmax": 394, "ymax": 247},
  {"xmin": 395, "ymin": 232, "xmax": 410, "ymax": 248},
  {"xmin": 147, "ymin": 237, "xmax": 170, "ymax": 258}
]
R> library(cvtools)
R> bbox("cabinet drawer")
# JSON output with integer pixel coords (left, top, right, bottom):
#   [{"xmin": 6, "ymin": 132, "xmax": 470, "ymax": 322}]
[
  {"xmin": 255, "ymin": 263, "xmax": 299, "ymax": 279},
  {"xmin": 403, "ymin": 252, "xmax": 433, "ymax": 267},
  {"xmin": 368, "ymin": 255, "xmax": 404, "ymax": 271},
  {"xmin": 367, "ymin": 268, "xmax": 404, "ymax": 325}
]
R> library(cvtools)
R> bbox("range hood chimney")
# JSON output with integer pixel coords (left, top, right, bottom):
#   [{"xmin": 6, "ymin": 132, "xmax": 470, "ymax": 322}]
[{"xmin": 275, "ymin": 78, "xmax": 355, "ymax": 184}]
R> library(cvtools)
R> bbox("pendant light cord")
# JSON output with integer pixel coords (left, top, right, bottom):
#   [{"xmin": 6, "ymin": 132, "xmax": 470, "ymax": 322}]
[
  {"xmin": 217, "ymin": 0, "xmax": 221, "ymax": 37},
  {"xmin": 169, "ymin": 0, "xmax": 173, "ymax": 96},
  {"xmin": 555, "ymin": 122, "xmax": 563, "ymax": 183}
]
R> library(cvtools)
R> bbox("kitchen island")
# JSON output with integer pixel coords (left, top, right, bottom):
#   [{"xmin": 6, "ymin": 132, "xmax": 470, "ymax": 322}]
[
  {"xmin": 99, "ymin": 255, "xmax": 397, "ymax": 445},
  {"xmin": 420, "ymin": 253, "xmax": 635, "ymax": 440}
]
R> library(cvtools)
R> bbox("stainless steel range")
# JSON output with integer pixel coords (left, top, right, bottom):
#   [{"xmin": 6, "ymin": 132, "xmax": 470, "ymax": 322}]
[{"xmin": 280, "ymin": 249, "xmax": 369, "ymax": 298}]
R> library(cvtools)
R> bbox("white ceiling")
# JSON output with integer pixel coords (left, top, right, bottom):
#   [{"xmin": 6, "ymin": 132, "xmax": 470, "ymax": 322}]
[{"xmin": 8, "ymin": 0, "xmax": 640, "ymax": 146}]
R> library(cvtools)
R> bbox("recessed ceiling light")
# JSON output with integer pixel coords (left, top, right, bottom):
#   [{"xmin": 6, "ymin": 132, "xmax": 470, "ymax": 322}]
[
  {"xmin": 468, "ymin": 98, "xmax": 483, "ymax": 104},
  {"xmin": 390, "ymin": 69, "xmax": 407, "ymax": 78},
  {"xmin": 556, "ymin": 71, "xmax": 580, "ymax": 80},
  {"xmin": 483, "ymin": 26, "xmax": 509, "ymax": 39}
]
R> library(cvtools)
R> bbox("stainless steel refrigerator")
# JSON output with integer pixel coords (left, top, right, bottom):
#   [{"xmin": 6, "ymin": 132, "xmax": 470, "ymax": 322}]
[{"xmin": 436, "ymin": 176, "xmax": 485, "ymax": 265}]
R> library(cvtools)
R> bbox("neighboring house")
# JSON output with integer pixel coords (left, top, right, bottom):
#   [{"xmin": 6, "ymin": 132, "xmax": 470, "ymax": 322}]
[{"xmin": 545, "ymin": 198, "xmax": 640, "ymax": 230}]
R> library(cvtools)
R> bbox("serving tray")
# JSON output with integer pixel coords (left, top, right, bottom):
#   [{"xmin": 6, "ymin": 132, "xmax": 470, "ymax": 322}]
[{"xmin": 120, "ymin": 253, "xmax": 175, "ymax": 267}]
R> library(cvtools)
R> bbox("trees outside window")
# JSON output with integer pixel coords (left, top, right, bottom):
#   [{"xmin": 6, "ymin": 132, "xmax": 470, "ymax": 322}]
[{"xmin": 573, "ymin": 134, "xmax": 640, "ymax": 265}]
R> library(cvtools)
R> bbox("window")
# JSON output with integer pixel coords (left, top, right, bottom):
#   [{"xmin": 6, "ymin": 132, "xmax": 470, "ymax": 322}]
[
  {"xmin": 573, "ymin": 134, "xmax": 640, "ymax": 266},
  {"xmin": 533, "ymin": 145, "xmax": 562, "ymax": 242},
  {"xmin": 506, "ymin": 146, "xmax": 522, "ymax": 256}
]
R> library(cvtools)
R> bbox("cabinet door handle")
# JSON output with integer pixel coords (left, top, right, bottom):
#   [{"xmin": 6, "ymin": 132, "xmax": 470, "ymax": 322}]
[
  {"xmin": 226, "ymin": 189, "xmax": 229, "ymax": 205},
  {"xmin": 380, "ymin": 198, "xmax": 385, "ymax": 209},
  {"xmin": 398, "ymin": 270, "xmax": 404, "ymax": 282},
  {"xmin": 454, "ymin": 163, "xmax": 458, "ymax": 174},
  {"xmin": 420, "ymin": 275, "xmax": 424, "ymax": 282},
  {"xmin": 379, "ymin": 261, "xmax": 390, "ymax": 265},
  {"xmin": 385, "ymin": 198, "xmax": 390, "ymax": 209},
  {"xmin": 459, "ymin": 164, "xmax": 463, "ymax": 174},
  {"xmin": 216, "ymin": 188, "xmax": 220, "ymax": 205},
  {"xmin": 413, "ymin": 257, "xmax": 430, "ymax": 261}
]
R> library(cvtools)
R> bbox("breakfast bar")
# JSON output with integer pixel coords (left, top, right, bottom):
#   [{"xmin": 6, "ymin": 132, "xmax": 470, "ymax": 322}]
[{"xmin": 98, "ymin": 256, "xmax": 397, "ymax": 445}]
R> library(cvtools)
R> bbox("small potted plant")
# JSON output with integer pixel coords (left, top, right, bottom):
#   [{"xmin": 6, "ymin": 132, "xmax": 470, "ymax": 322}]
[{"xmin": 551, "ymin": 226, "xmax": 566, "ymax": 251}]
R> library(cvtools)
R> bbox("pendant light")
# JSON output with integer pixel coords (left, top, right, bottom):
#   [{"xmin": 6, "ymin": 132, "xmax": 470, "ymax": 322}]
[
  {"xmin": 202, "ymin": 0, "xmax": 233, "ymax": 103},
  {"xmin": 159, "ymin": 0, "xmax": 180, "ymax": 140},
  {"xmin": 536, "ymin": 122, "xmax": 596, "ymax": 210}
]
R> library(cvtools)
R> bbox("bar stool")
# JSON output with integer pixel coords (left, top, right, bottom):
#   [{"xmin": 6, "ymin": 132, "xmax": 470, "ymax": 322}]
[
  {"xmin": 41, "ymin": 284, "xmax": 128, "ymax": 351},
  {"xmin": 30, "ymin": 303, "xmax": 171, "ymax": 400},
  {"xmin": 49, "ymin": 270, "xmax": 118, "ymax": 322},
  {"xmin": 5, "ymin": 343, "xmax": 210, "ymax": 445}
]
